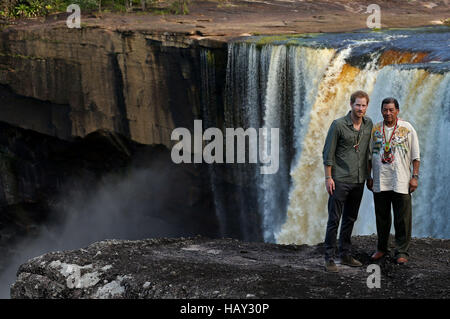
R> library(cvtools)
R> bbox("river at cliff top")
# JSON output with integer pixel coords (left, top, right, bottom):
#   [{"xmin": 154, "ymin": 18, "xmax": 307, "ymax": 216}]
[{"xmin": 241, "ymin": 26, "xmax": 450, "ymax": 72}]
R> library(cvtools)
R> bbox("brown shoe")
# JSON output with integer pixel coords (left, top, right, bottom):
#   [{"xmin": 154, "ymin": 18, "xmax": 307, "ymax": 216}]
[
  {"xmin": 325, "ymin": 260, "xmax": 338, "ymax": 272},
  {"xmin": 340, "ymin": 255, "xmax": 362, "ymax": 267},
  {"xmin": 371, "ymin": 251, "xmax": 385, "ymax": 261},
  {"xmin": 397, "ymin": 257, "xmax": 408, "ymax": 264}
]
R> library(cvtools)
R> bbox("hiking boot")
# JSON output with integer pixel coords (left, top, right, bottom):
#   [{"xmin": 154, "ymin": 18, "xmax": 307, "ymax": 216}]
[
  {"xmin": 340, "ymin": 255, "xmax": 362, "ymax": 267},
  {"xmin": 325, "ymin": 259, "xmax": 338, "ymax": 272}
]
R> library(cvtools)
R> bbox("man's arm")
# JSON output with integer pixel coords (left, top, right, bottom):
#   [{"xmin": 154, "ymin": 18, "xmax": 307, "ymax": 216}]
[
  {"xmin": 323, "ymin": 121, "xmax": 338, "ymax": 195},
  {"xmin": 324, "ymin": 165, "xmax": 335, "ymax": 195},
  {"xmin": 409, "ymin": 159, "xmax": 420, "ymax": 193},
  {"xmin": 409, "ymin": 126, "xmax": 420, "ymax": 193},
  {"xmin": 367, "ymin": 129, "xmax": 373, "ymax": 191},
  {"xmin": 367, "ymin": 160, "xmax": 373, "ymax": 191}
]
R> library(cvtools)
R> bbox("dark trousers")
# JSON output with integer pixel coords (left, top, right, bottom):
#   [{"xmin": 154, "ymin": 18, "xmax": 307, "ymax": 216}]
[
  {"xmin": 373, "ymin": 191, "xmax": 412, "ymax": 258},
  {"xmin": 324, "ymin": 181, "xmax": 364, "ymax": 261}
]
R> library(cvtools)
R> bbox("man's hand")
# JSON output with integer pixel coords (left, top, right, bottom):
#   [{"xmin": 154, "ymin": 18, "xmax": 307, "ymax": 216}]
[
  {"xmin": 409, "ymin": 177, "xmax": 418, "ymax": 193},
  {"xmin": 366, "ymin": 178, "xmax": 373, "ymax": 192},
  {"xmin": 326, "ymin": 178, "xmax": 335, "ymax": 196}
]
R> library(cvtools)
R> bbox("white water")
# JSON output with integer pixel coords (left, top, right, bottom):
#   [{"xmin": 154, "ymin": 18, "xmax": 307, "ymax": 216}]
[
  {"xmin": 260, "ymin": 45, "xmax": 287, "ymax": 241},
  {"xmin": 223, "ymin": 43, "xmax": 340, "ymax": 241}
]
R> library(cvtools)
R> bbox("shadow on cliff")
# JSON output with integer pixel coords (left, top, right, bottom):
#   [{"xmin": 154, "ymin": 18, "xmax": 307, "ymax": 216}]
[{"xmin": 0, "ymin": 123, "xmax": 218, "ymax": 298}]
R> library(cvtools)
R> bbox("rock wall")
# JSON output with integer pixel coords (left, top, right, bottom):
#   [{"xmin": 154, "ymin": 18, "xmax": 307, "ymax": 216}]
[{"xmin": 0, "ymin": 26, "xmax": 227, "ymax": 146}]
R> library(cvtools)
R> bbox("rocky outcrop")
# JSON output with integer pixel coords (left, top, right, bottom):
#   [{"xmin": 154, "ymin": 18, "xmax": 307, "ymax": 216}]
[
  {"xmin": 10, "ymin": 235, "xmax": 450, "ymax": 299},
  {"xmin": 0, "ymin": 25, "xmax": 226, "ymax": 146}
]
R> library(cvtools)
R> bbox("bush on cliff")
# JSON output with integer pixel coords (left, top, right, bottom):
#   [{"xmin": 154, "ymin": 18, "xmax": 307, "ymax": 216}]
[{"xmin": 0, "ymin": 0, "xmax": 191, "ymax": 18}]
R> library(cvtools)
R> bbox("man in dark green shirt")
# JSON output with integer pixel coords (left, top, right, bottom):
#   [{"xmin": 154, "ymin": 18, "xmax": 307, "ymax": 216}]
[{"xmin": 322, "ymin": 90, "xmax": 373, "ymax": 272}]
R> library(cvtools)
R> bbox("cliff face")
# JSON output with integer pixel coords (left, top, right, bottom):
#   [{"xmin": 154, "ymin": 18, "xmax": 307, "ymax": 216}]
[
  {"xmin": 0, "ymin": 24, "xmax": 230, "ymax": 245},
  {"xmin": 0, "ymin": 26, "xmax": 226, "ymax": 146},
  {"xmin": 10, "ymin": 235, "xmax": 450, "ymax": 299}
]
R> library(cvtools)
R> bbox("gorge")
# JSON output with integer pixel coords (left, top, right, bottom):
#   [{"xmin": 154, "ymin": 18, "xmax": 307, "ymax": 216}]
[{"xmin": 0, "ymin": 5, "xmax": 449, "ymax": 298}]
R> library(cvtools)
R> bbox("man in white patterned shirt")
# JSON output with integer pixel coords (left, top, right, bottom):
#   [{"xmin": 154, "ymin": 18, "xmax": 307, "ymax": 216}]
[{"xmin": 368, "ymin": 97, "xmax": 420, "ymax": 265}]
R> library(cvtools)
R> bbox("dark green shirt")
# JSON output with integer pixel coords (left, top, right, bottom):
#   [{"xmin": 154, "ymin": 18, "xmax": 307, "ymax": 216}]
[{"xmin": 322, "ymin": 111, "xmax": 373, "ymax": 184}]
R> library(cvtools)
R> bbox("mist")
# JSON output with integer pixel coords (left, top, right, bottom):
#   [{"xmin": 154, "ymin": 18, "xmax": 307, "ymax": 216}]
[{"xmin": 0, "ymin": 164, "xmax": 199, "ymax": 298}]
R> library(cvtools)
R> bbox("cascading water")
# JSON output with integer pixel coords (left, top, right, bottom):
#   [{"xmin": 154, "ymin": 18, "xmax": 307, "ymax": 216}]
[
  {"xmin": 202, "ymin": 27, "xmax": 450, "ymax": 244},
  {"xmin": 219, "ymin": 42, "xmax": 338, "ymax": 242},
  {"xmin": 200, "ymin": 50, "xmax": 227, "ymax": 237},
  {"xmin": 259, "ymin": 45, "xmax": 288, "ymax": 242}
]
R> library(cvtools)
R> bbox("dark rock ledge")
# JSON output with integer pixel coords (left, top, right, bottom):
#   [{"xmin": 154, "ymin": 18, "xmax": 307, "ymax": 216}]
[{"xmin": 10, "ymin": 235, "xmax": 450, "ymax": 299}]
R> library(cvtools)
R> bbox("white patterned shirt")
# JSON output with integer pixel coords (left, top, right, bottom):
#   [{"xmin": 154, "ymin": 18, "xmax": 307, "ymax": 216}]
[{"xmin": 370, "ymin": 119, "xmax": 420, "ymax": 194}]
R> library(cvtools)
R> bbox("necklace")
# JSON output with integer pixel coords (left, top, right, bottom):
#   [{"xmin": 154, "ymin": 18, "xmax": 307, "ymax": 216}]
[
  {"xmin": 353, "ymin": 130, "xmax": 362, "ymax": 152},
  {"xmin": 381, "ymin": 119, "xmax": 398, "ymax": 164}
]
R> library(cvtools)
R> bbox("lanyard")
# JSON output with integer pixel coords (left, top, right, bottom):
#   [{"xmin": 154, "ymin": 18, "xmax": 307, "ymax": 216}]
[
  {"xmin": 382, "ymin": 119, "xmax": 398, "ymax": 152},
  {"xmin": 353, "ymin": 130, "xmax": 362, "ymax": 152}
]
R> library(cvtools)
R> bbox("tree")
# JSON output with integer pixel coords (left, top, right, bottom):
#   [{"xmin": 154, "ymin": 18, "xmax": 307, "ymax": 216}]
[
  {"xmin": 125, "ymin": 0, "xmax": 133, "ymax": 12},
  {"xmin": 171, "ymin": 0, "xmax": 189, "ymax": 15},
  {"xmin": 1, "ymin": 0, "xmax": 19, "ymax": 14},
  {"xmin": 124, "ymin": 0, "xmax": 147, "ymax": 12}
]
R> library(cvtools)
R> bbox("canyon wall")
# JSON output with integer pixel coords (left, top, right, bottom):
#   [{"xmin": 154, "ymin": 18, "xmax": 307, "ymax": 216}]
[{"xmin": 0, "ymin": 25, "xmax": 226, "ymax": 146}]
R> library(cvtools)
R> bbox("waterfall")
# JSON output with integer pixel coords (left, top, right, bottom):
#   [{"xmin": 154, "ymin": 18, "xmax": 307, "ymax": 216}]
[
  {"xmin": 289, "ymin": 46, "xmax": 336, "ymax": 165},
  {"xmin": 200, "ymin": 49, "xmax": 226, "ymax": 237},
  {"xmin": 204, "ymin": 28, "xmax": 449, "ymax": 244},
  {"xmin": 222, "ymin": 43, "xmax": 340, "ymax": 242},
  {"xmin": 259, "ymin": 45, "xmax": 287, "ymax": 242}
]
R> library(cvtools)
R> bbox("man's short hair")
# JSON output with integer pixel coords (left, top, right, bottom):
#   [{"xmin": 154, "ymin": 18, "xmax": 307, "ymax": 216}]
[
  {"xmin": 350, "ymin": 90, "xmax": 370, "ymax": 105},
  {"xmin": 381, "ymin": 97, "xmax": 400, "ymax": 110}
]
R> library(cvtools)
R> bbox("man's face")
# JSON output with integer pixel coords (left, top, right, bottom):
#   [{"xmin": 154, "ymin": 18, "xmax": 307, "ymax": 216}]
[
  {"xmin": 381, "ymin": 102, "xmax": 399, "ymax": 124},
  {"xmin": 351, "ymin": 97, "xmax": 368, "ymax": 118}
]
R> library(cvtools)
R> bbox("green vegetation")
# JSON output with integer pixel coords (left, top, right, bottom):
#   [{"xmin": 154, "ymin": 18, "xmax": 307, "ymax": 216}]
[
  {"xmin": 249, "ymin": 33, "xmax": 319, "ymax": 49},
  {"xmin": 0, "ymin": 0, "xmax": 191, "ymax": 19},
  {"xmin": 443, "ymin": 18, "xmax": 450, "ymax": 26},
  {"xmin": 0, "ymin": 0, "xmax": 54, "ymax": 18},
  {"xmin": 169, "ymin": 0, "xmax": 190, "ymax": 15}
]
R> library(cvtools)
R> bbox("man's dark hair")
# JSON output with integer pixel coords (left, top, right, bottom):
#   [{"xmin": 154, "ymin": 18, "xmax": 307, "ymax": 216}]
[
  {"xmin": 381, "ymin": 97, "xmax": 400, "ymax": 110},
  {"xmin": 350, "ymin": 90, "xmax": 370, "ymax": 105}
]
